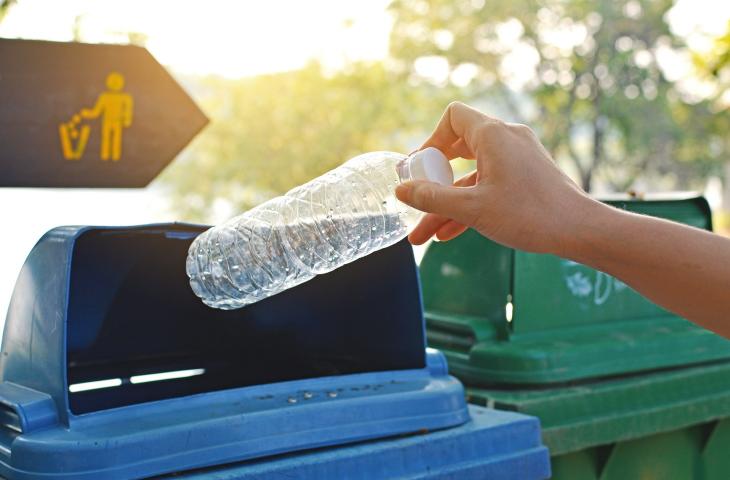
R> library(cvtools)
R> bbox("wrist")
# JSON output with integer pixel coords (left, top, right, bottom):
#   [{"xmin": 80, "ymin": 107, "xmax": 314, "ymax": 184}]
[{"xmin": 552, "ymin": 196, "xmax": 619, "ymax": 268}]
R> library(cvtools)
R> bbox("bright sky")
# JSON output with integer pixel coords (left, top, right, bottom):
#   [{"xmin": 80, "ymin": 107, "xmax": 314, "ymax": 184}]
[
  {"xmin": 0, "ymin": 0, "xmax": 393, "ymax": 77},
  {"xmin": 0, "ymin": 0, "xmax": 727, "ymax": 334}
]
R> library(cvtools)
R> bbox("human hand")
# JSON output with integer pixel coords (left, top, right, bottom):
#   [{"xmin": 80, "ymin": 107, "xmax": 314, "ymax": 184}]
[{"xmin": 395, "ymin": 102, "xmax": 599, "ymax": 255}]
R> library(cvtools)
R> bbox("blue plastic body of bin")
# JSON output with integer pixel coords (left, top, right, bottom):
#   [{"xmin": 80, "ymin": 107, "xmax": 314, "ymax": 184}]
[
  {"xmin": 0, "ymin": 223, "xmax": 549, "ymax": 479},
  {"xmin": 165, "ymin": 405, "xmax": 550, "ymax": 479}
]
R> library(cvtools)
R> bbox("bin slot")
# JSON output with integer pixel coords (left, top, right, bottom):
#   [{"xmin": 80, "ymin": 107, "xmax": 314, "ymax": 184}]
[
  {"xmin": 66, "ymin": 228, "xmax": 425, "ymax": 414},
  {"xmin": 0, "ymin": 405, "xmax": 20, "ymax": 434}
]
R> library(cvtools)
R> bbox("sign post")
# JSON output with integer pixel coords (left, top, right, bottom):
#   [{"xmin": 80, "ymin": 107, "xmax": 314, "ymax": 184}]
[{"xmin": 0, "ymin": 39, "xmax": 208, "ymax": 187}]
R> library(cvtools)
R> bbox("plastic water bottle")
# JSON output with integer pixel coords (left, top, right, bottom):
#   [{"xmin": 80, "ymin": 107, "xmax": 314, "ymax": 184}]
[{"xmin": 186, "ymin": 148, "xmax": 454, "ymax": 309}]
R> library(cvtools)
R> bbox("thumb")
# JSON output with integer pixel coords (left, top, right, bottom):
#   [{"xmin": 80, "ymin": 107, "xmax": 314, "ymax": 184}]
[{"xmin": 395, "ymin": 181, "xmax": 476, "ymax": 225}]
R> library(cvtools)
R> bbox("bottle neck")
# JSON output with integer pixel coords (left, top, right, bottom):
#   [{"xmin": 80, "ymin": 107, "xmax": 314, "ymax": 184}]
[
  {"xmin": 394, "ymin": 148, "xmax": 453, "ymax": 186},
  {"xmin": 395, "ymin": 156, "xmax": 413, "ymax": 183}
]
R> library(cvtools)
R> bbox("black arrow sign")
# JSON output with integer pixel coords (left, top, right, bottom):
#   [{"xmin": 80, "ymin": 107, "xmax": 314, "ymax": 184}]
[{"xmin": 0, "ymin": 39, "xmax": 208, "ymax": 187}]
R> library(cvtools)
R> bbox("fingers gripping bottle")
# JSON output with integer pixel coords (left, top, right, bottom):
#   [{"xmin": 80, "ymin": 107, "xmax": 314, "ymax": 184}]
[{"xmin": 186, "ymin": 148, "xmax": 454, "ymax": 309}]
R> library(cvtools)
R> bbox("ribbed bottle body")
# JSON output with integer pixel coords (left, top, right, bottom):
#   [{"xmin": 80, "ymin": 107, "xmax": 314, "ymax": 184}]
[{"xmin": 187, "ymin": 151, "xmax": 419, "ymax": 309}]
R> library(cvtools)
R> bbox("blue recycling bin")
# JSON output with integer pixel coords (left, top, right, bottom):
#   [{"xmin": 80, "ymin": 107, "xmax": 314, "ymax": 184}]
[{"xmin": 0, "ymin": 224, "xmax": 550, "ymax": 479}]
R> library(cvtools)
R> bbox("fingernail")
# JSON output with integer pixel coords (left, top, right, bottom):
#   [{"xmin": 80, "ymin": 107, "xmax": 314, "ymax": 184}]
[{"xmin": 407, "ymin": 232, "xmax": 425, "ymax": 245}]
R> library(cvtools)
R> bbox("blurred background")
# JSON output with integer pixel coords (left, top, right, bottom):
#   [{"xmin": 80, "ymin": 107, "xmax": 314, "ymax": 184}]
[{"xmin": 0, "ymin": 0, "xmax": 729, "ymax": 324}]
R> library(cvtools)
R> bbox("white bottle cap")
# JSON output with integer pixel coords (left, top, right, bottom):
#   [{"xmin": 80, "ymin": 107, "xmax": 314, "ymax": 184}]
[{"xmin": 406, "ymin": 147, "xmax": 454, "ymax": 186}]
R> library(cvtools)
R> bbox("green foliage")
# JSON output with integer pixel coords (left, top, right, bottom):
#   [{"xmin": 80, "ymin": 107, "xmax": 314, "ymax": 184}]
[
  {"xmin": 694, "ymin": 21, "xmax": 730, "ymax": 77},
  {"xmin": 693, "ymin": 20, "xmax": 730, "ymax": 120},
  {"xmin": 162, "ymin": 1, "xmax": 730, "ymax": 222},
  {"xmin": 0, "ymin": 0, "xmax": 16, "ymax": 23},
  {"xmin": 389, "ymin": 0, "xmax": 729, "ymax": 191},
  {"xmin": 159, "ymin": 62, "xmax": 450, "ymax": 221}
]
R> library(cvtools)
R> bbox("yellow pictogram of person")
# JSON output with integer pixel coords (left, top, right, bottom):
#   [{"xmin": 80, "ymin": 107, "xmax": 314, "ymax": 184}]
[{"xmin": 58, "ymin": 72, "xmax": 133, "ymax": 161}]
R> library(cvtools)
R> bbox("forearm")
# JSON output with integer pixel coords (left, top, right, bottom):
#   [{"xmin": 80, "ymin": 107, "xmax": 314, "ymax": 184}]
[
  {"xmin": 562, "ymin": 199, "xmax": 730, "ymax": 337},
  {"xmin": 402, "ymin": 102, "xmax": 730, "ymax": 336}
]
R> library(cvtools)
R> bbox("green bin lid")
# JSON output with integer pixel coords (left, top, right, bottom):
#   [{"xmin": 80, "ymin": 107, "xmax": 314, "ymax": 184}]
[{"xmin": 420, "ymin": 194, "xmax": 730, "ymax": 384}]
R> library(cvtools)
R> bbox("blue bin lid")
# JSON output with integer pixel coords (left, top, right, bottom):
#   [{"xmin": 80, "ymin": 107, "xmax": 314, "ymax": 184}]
[{"xmin": 0, "ymin": 223, "xmax": 469, "ymax": 479}]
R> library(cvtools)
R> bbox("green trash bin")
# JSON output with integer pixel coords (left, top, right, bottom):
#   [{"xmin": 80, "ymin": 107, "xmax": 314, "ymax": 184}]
[{"xmin": 419, "ymin": 194, "xmax": 730, "ymax": 479}]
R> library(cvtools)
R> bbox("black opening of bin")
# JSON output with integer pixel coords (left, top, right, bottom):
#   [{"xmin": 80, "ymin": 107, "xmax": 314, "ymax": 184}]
[{"xmin": 66, "ymin": 227, "xmax": 425, "ymax": 414}]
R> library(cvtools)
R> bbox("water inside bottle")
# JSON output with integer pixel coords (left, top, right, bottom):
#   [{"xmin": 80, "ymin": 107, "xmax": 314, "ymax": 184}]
[{"xmin": 188, "ymin": 211, "xmax": 415, "ymax": 310}]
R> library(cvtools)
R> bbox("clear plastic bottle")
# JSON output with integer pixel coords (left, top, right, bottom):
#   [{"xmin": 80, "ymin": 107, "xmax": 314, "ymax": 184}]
[{"xmin": 186, "ymin": 148, "xmax": 453, "ymax": 309}]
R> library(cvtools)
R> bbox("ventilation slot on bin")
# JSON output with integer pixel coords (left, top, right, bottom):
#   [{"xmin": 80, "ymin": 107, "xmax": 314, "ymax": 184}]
[{"xmin": 0, "ymin": 404, "xmax": 21, "ymax": 435}]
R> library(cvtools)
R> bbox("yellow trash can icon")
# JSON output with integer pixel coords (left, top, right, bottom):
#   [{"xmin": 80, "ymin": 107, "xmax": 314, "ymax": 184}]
[{"xmin": 59, "ymin": 72, "xmax": 133, "ymax": 162}]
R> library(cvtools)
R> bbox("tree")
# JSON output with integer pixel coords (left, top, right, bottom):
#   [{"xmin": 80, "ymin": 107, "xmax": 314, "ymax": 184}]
[
  {"xmin": 692, "ymin": 20, "xmax": 730, "ymax": 210},
  {"xmin": 389, "ymin": 0, "xmax": 729, "ymax": 192},
  {"xmin": 693, "ymin": 21, "xmax": 730, "ymax": 84},
  {"xmin": 159, "ymin": 62, "xmax": 450, "ymax": 221},
  {"xmin": 0, "ymin": 0, "xmax": 16, "ymax": 24}
]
